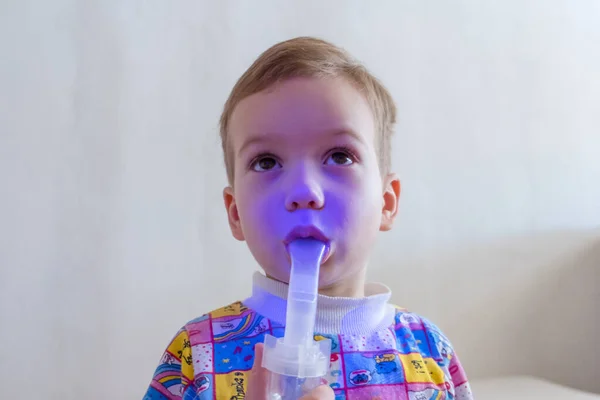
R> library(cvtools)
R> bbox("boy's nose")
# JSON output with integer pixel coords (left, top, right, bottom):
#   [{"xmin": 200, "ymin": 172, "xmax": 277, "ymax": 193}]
[{"xmin": 285, "ymin": 178, "xmax": 325, "ymax": 211}]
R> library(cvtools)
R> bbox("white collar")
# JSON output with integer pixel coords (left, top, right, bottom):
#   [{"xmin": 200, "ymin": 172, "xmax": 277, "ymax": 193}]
[{"xmin": 243, "ymin": 272, "xmax": 395, "ymax": 335}]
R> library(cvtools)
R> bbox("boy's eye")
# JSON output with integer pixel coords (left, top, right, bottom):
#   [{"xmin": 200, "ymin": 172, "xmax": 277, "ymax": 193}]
[
  {"xmin": 251, "ymin": 156, "xmax": 281, "ymax": 172},
  {"xmin": 326, "ymin": 151, "xmax": 354, "ymax": 166}
]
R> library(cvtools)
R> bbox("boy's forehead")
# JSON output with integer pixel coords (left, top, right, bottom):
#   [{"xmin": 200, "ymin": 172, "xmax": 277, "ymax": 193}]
[{"xmin": 229, "ymin": 77, "xmax": 376, "ymax": 152}]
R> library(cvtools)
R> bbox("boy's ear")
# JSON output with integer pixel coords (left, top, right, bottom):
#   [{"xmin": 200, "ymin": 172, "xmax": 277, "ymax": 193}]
[
  {"xmin": 223, "ymin": 186, "xmax": 245, "ymax": 241},
  {"xmin": 380, "ymin": 173, "xmax": 401, "ymax": 232}
]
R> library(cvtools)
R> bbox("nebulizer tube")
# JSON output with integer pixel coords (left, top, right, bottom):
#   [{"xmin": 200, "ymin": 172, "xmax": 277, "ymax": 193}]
[{"xmin": 261, "ymin": 239, "xmax": 332, "ymax": 399}]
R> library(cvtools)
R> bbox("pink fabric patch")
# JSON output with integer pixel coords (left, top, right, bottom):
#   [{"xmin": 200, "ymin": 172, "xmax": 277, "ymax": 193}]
[
  {"xmin": 449, "ymin": 354, "xmax": 468, "ymax": 386},
  {"xmin": 187, "ymin": 319, "xmax": 212, "ymax": 343}
]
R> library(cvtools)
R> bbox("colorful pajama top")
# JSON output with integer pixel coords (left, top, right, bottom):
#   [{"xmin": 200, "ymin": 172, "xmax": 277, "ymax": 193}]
[{"xmin": 144, "ymin": 273, "xmax": 473, "ymax": 400}]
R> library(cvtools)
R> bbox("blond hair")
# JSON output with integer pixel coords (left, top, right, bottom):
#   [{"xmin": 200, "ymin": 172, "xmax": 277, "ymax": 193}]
[{"xmin": 219, "ymin": 37, "xmax": 397, "ymax": 185}]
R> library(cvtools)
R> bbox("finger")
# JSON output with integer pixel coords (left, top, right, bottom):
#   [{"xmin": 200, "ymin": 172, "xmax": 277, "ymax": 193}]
[
  {"xmin": 300, "ymin": 384, "xmax": 335, "ymax": 400},
  {"xmin": 253, "ymin": 342, "xmax": 264, "ymax": 369},
  {"xmin": 247, "ymin": 343, "xmax": 268, "ymax": 399}
]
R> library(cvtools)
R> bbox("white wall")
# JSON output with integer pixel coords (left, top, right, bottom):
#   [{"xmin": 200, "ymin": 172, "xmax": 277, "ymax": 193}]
[{"xmin": 1, "ymin": 1, "xmax": 599, "ymax": 399}]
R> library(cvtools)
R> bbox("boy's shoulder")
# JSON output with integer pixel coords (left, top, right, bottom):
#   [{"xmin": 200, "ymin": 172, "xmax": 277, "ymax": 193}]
[
  {"xmin": 391, "ymin": 305, "xmax": 451, "ymax": 339},
  {"xmin": 390, "ymin": 304, "xmax": 455, "ymax": 352},
  {"xmin": 185, "ymin": 301, "xmax": 250, "ymax": 324},
  {"xmin": 180, "ymin": 301, "xmax": 270, "ymax": 345}
]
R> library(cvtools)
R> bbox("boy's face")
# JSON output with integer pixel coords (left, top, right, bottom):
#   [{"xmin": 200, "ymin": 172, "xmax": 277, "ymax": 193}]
[{"xmin": 224, "ymin": 77, "xmax": 400, "ymax": 295}]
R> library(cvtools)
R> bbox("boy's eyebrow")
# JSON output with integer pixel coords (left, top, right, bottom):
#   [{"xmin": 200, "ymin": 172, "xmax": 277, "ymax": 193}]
[
  {"xmin": 237, "ymin": 128, "xmax": 365, "ymax": 156},
  {"xmin": 331, "ymin": 128, "xmax": 365, "ymax": 146},
  {"xmin": 237, "ymin": 135, "xmax": 267, "ymax": 157}
]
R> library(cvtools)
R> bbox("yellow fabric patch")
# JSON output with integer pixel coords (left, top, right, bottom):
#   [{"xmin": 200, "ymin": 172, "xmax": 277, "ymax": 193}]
[
  {"xmin": 210, "ymin": 302, "xmax": 249, "ymax": 319},
  {"xmin": 166, "ymin": 330, "xmax": 194, "ymax": 382},
  {"xmin": 399, "ymin": 353, "xmax": 445, "ymax": 385},
  {"xmin": 215, "ymin": 371, "xmax": 248, "ymax": 399}
]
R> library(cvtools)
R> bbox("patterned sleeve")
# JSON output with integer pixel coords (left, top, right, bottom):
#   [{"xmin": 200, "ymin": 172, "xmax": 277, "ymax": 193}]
[
  {"xmin": 143, "ymin": 328, "xmax": 195, "ymax": 399},
  {"xmin": 421, "ymin": 317, "xmax": 475, "ymax": 400}
]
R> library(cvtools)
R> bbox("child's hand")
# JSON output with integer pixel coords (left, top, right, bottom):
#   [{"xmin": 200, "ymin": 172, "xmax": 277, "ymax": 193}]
[
  {"xmin": 248, "ymin": 343, "xmax": 334, "ymax": 400},
  {"xmin": 297, "ymin": 384, "xmax": 335, "ymax": 400}
]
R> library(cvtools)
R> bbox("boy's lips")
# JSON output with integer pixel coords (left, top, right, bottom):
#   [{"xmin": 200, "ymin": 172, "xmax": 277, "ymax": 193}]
[
  {"xmin": 284, "ymin": 225, "xmax": 329, "ymax": 244},
  {"xmin": 283, "ymin": 225, "xmax": 332, "ymax": 263}
]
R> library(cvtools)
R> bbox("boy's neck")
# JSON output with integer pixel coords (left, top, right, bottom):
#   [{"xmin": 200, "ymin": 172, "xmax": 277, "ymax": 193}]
[{"xmin": 266, "ymin": 267, "xmax": 367, "ymax": 298}]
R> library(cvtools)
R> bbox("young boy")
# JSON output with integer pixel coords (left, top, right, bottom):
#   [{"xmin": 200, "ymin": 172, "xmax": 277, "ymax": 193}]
[{"xmin": 144, "ymin": 37, "xmax": 473, "ymax": 400}]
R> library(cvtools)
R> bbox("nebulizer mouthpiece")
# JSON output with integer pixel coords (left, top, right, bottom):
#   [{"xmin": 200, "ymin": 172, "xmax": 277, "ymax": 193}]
[{"xmin": 262, "ymin": 239, "xmax": 332, "ymax": 399}]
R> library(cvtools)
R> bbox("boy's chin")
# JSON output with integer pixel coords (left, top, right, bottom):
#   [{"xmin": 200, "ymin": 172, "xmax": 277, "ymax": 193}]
[{"xmin": 315, "ymin": 267, "xmax": 344, "ymax": 288}]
